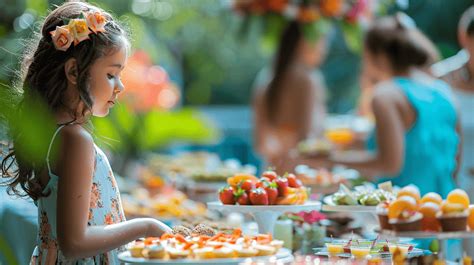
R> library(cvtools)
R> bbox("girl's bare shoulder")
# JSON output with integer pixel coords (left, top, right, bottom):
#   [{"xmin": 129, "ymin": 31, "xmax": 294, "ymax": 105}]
[{"xmin": 57, "ymin": 124, "xmax": 94, "ymax": 154}]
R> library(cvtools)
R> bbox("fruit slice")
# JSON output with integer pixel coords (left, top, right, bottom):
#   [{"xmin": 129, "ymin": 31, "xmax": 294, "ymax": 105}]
[
  {"xmin": 227, "ymin": 174, "xmax": 258, "ymax": 188},
  {"xmin": 446, "ymin": 189, "xmax": 470, "ymax": 209},
  {"xmin": 420, "ymin": 192, "xmax": 443, "ymax": 205},
  {"xmin": 441, "ymin": 201, "xmax": 466, "ymax": 214},
  {"xmin": 397, "ymin": 185, "xmax": 421, "ymax": 202},
  {"xmin": 276, "ymin": 194, "xmax": 298, "ymax": 205},
  {"xmin": 388, "ymin": 196, "xmax": 418, "ymax": 219}
]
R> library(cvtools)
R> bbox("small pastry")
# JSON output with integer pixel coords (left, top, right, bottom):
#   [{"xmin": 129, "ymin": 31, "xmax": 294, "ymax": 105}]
[
  {"xmin": 128, "ymin": 243, "xmax": 145, "ymax": 258},
  {"xmin": 143, "ymin": 244, "xmax": 165, "ymax": 259}
]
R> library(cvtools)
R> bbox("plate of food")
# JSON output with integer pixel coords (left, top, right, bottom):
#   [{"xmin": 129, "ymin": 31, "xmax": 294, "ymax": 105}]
[
  {"xmin": 297, "ymin": 138, "xmax": 333, "ymax": 158},
  {"xmin": 208, "ymin": 171, "xmax": 321, "ymax": 234},
  {"xmin": 214, "ymin": 170, "xmax": 313, "ymax": 207},
  {"xmin": 322, "ymin": 183, "xmax": 396, "ymax": 212},
  {"xmin": 119, "ymin": 225, "xmax": 291, "ymax": 264},
  {"xmin": 295, "ymin": 166, "xmax": 359, "ymax": 195}
]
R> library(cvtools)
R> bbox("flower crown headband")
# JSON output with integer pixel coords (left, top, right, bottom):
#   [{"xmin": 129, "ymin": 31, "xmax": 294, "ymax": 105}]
[{"xmin": 49, "ymin": 10, "xmax": 107, "ymax": 51}]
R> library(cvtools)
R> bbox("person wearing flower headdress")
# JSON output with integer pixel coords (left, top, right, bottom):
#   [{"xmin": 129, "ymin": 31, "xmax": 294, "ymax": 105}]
[
  {"xmin": 253, "ymin": 18, "xmax": 329, "ymax": 174},
  {"xmin": 1, "ymin": 2, "xmax": 171, "ymax": 264}
]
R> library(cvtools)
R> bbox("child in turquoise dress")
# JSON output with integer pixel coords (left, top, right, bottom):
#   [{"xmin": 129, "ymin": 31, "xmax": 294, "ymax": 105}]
[{"xmin": 1, "ymin": 2, "xmax": 171, "ymax": 264}]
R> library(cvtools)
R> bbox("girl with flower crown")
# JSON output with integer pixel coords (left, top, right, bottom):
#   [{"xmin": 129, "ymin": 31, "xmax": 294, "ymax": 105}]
[{"xmin": 1, "ymin": 2, "xmax": 171, "ymax": 264}]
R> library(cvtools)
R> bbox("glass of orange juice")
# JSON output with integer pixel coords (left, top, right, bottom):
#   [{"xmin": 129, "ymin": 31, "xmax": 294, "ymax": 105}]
[
  {"xmin": 325, "ymin": 128, "xmax": 355, "ymax": 147},
  {"xmin": 388, "ymin": 243, "xmax": 411, "ymax": 257},
  {"xmin": 350, "ymin": 245, "xmax": 371, "ymax": 259},
  {"xmin": 325, "ymin": 242, "xmax": 344, "ymax": 256}
]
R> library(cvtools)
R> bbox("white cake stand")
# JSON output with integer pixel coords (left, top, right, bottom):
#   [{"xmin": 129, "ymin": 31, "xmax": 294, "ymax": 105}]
[{"xmin": 207, "ymin": 201, "xmax": 322, "ymax": 235}]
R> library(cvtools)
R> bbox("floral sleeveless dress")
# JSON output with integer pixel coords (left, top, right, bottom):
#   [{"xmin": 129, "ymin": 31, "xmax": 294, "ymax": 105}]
[{"xmin": 30, "ymin": 124, "xmax": 126, "ymax": 264}]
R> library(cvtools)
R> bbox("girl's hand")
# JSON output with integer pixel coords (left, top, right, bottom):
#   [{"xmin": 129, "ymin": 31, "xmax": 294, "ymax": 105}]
[{"xmin": 144, "ymin": 218, "xmax": 172, "ymax": 237}]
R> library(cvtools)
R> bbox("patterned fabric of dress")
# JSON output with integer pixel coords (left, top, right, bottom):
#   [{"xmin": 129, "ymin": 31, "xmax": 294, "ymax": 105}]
[{"xmin": 31, "ymin": 125, "xmax": 126, "ymax": 265}]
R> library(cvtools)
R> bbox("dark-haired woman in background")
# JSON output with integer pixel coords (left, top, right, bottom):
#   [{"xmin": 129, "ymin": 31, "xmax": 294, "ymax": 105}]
[
  {"xmin": 440, "ymin": 6, "xmax": 474, "ymax": 256},
  {"xmin": 299, "ymin": 13, "xmax": 461, "ymax": 198},
  {"xmin": 253, "ymin": 21, "xmax": 328, "ymax": 174},
  {"xmin": 441, "ymin": 6, "xmax": 474, "ymax": 201}
]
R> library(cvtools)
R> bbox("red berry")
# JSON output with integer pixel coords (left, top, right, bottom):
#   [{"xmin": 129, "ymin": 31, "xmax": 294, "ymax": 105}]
[
  {"xmin": 249, "ymin": 188, "xmax": 269, "ymax": 205},
  {"xmin": 234, "ymin": 188, "xmax": 250, "ymax": 205},
  {"xmin": 239, "ymin": 179, "xmax": 255, "ymax": 192},
  {"xmin": 219, "ymin": 186, "xmax": 235, "ymax": 205},
  {"xmin": 275, "ymin": 177, "xmax": 289, "ymax": 197},
  {"xmin": 264, "ymin": 181, "xmax": 279, "ymax": 205},
  {"xmin": 256, "ymin": 178, "xmax": 269, "ymax": 188},
  {"xmin": 287, "ymin": 173, "xmax": 302, "ymax": 188},
  {"xmin": 262, "ymin": 171, "xmax": 278, "ymax": 181}
]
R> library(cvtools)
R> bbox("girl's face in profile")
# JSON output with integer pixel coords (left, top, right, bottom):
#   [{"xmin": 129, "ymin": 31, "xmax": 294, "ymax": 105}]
[{"xmin": 88, "ymin": 44, "xmax": 127, "ymax": 117}]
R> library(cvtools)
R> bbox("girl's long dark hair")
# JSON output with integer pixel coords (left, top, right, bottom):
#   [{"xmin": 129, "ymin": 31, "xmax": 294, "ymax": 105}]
[
  {"xmin": 1, "ymin": 1, "xmax": 129, "ymax": 200},
  {"xmin": 265, "ymin": 21, "xmax": 302, "ymax": 124}
]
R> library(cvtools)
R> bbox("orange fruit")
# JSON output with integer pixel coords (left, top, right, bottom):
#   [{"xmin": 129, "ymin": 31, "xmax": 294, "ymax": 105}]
[
  {"xmin": 227, "ymin": 174, "xmax": 258, "ymax": 188},
  {"xmin": 388, "ymin": 196, "xmax": 418, "ymax": 219},
  {"xmin": 420, "ymin": 192, "xmax": 443, "ymax": 205},
  {"xmin": 468, "ymin": 205, "xmax": 474, "ymax": 230},
  {"xmin": 419, "ymin": 202, "xmax": 441, "ymax": 231},
  {"xmin": 446, "ymin": 189, "xmax": 470, "ymax": 209},
  {"xmin": 397, "ymin": 185, "xmax": 421, "ymax": 202},
  {"xmin": 441, "ymin": 201, "xmax": 466, "ymax": 214}
]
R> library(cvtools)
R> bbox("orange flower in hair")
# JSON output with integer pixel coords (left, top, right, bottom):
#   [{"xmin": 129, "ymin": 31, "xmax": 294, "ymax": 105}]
[
  {"xmin": 85, "ymin": 11, "xmax": 106, "ymax": 33},
  {"xmin": 68, "ymin": 19, "xmax": 91, "ymax": 45},
  {"xmin": 49, "ymin": 10, "xmax": 108, "ymax": 51},
  {"xmin": 50, "ymin": 25, "xmax": 74, "ymax": 51},
  {"xmin": 320, "ymin": 0, "xmax": 343, "ymax": 17}
]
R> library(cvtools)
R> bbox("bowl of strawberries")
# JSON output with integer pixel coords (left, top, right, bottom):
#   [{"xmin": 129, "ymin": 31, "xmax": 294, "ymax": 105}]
[{"xmin": 218, "ymin": 170, "xmax": 309, "ymax": 206}]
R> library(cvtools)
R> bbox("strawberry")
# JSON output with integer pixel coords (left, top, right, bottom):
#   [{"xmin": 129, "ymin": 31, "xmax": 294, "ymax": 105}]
[
  {"xmin": 234, "ymin": 188, "xmax": 250, "ymax": 205},
  {"xmin": 239, "ymin": 179, "xmax": 255, "ymax": 192},
  {"xmin": 249, "ymin": 188, "xmax": 269, "ymax": 205},
  {"xmin": 275, "ymin": 177, "xmax": 289, "ymax": 197},
  {"xmin": 262, "ymin": 170, "xmax": 278, "ymax": 181},
  {"xmin": 264, "ymin": 181, "xmax": 279, "ymax": 205},
  {"xmin": 219, "ymin": 186, "xmax": 235, "ymax": 205},
  {"xmin": 287, "ymin": 173, "xmax": 302, "ymax": 188},
  {"xmin": 256, "ymin": 178, "xmax": 270, "ymax": 188},
  {"xmin": 258, "ymin": 177, "xmax": 271, "ymax": 187}
]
